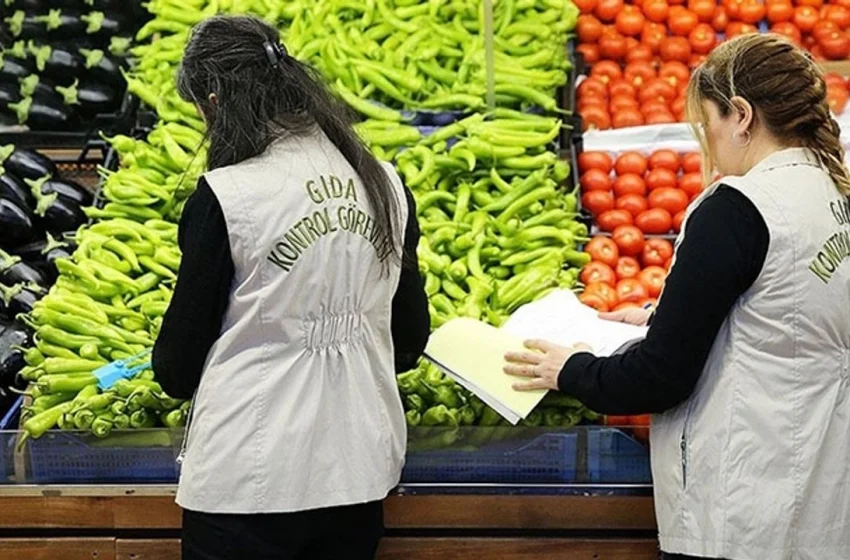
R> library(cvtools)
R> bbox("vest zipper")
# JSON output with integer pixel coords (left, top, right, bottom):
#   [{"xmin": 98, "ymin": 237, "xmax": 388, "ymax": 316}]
[
  {"xmin": 680, "ymin": 401, "xmax": 694, "ymax": 490},
  {"xmin": 176, "ymin": 392, "xmax": 197, "ymax": 467}
]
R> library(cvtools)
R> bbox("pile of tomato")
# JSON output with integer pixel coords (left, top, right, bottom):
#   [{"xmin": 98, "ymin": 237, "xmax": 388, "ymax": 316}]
[
  {"xmin": 575, "ymin": 0, "xmax": 850, "ymax": 130},
  {"xmin": 580, "ymin": 233, "xmax": 674, "ymax": 312},
  {"xmin": 579, "ymin": 149, "xmax": 702, "ymax": 235},
  {"xmin": 825, "ymin": 71, "xmax": 850, "ymax": 113}
]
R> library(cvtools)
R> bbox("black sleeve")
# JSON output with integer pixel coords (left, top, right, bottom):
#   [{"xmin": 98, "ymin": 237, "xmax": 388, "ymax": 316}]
[
  {"xmin": 152, "ymin": 178, "xmax": 234, "ymax": 399},
  {"xmin": 392, "ymin": 187, "xmax": 430, "ymax": 372},
  {"xmin": 558, "ymin": 186, "xmax": 769, "ymax": 414}
]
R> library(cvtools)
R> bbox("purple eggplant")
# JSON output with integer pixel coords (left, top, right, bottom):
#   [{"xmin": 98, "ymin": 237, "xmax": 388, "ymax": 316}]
[
  {"xmin": 0, "ymin": 174, "xmax": 33, "ymax": 210},
  {"xmin": 36, "ymin": 9, "xmax": 88, "ymax": 41},
  {"xmin": 0, "ymin": 322, "xmax": 29, "ymax": 388},
  {"xmin": 0, "ymin": 57, "xmax": 31, "ymax": 81},
  {"xmin": 28, "ymin": 42, "xmax": 82, "ymax": 87},
  {"xmin": 56, "ymin": 79, "xmax": 118, "ymax": 117},
  {"xmin": 0, "ymin": 198, "xmax": 35, "ymax": 249},
  {"xmin": 29, "ymin": 183, "xmax": 86, "ymax": 235},
  {"xmin": 79, "ymin": 48, "xmax": 123, "ymax": 88},
  {"xmin": 0, "ymin": 146, "xmax": 56, "ymax": 180},
  {"xmin": 0, "ymin": 283, "xmax": 40, "ymax": 322},
  {"xmin": 82, "ymin": 11, "xmax": 128, "ymax": 42},
  {"xmin": 7, "ymin": 95, "xmax": 76, "ymax": 131},
  {"xmin": 13, "ymin": 234, "xmax": 73, "ymax": 282},
  {"xmin": 18, "ymin": 74, "xmax": 63, "ymax": 106},
  {"xmin": 25, "ymin": 175, "xmax": 93, "ymax": 207},
  {"xmin": 0, "ymin": 82, "xmax": 21, "ymax": 112},
  {"xmin": 0, "ymin": 248, "xmax": 45, "ymax": 287}
]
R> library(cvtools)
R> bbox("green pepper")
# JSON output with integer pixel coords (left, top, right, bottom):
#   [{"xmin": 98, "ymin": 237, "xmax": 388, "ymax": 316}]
[
  {"xmin": 23, "ymin": 401, "xmax": 74, "ymax": 439},
  {"xmin": 521, "ymin": 409, "xmax": 544, "ymax": 427},
  {"xmin": 405, "ymin": 393, "xmax": 426, "ymax": 412},
  {"xmin": 397, "ymin": 370, "xmax": 423, "ymax": 395},
  {"xmin": 91, "ymin": 412, "xmax": 115, "ymax": 438},
  {"xmin": 405, "ymin": 409, "xmax": 422, "ymax": 427},
  {"xmin": 542, "ymin": 408, "xmax": 565, "ymax": 427},
  {"xmin": 422, "ymin": 382, "xmax": 465, "ymax": 409},
  {"xmin": 41, "ymin": 358, "xmax": 105, "ymax": 375},
  {"xmin": 37, "ymin": 375, "xmax": 97, "ymax": 394},
  {"xmin": 422, "ymin": 404, "xmax": 459, "ymax": 427}
]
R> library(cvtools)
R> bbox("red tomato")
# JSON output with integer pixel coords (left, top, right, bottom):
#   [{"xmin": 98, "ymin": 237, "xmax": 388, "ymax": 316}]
[
  {"xmin": 625, "ymin": 61, "xmax": 658, "ymax": 87},
  {"xmin": 673, "ymin": 210, "xmax": 686, "ymax": 232},
  {"xmin": 738, "ymin": 0, "xmax": 766, "ymax": 23},
  {"xmin": 636, "ymin": 208, "xmax": 674, "ymax": 234},
  {"xmin": 642, "ymin": 22, "xmax": 668, "ymax": 53},
  {"xmin": 726, "ymin": 22, "xmax": 759, "ymax": 37},
  {"xmin": 771, "ymin": 22, "xmax": 802, "ymax": 45},
  {"xmin": 797, "ymin": 0, "xmax": 823, "ymax": 7},
  {"xmin": 578, "ymin": 76, "xmax": 609, "ymax": 100},
  {"xmin": 659, "ymin": 61, "xmax": 691, "ymax": 86},
  {"xmin": 582, "ymin": 190, "xmax": 616, "ymax": 215},
  {"xmin": 614, "ymin": 302, "xmax": 642, "ymax": 312},
  {"xmin": 688, "ymin": 0, "xmax": 716, "ymax": 21},
  {"xmin": 681, "ymin": 152, "xmax": 701, "ymax": 173},
  {"xmin": 579, "ymin": 96, "xmax": 608, "ymax": 112},
  {"xmin": 580, "ymin": 168, "xmax": 613, "ymax": 192},
  {"xmin": 678, "ymin": 171, "xmax": 704, "ymax": 198},
  {"xmin": 615, "ymin": 151, "xmax": 649, "ymax": 175},
  {"xmin": 617, "ymin": 278, "xmax": 650, "ymax": 304},
  {"xmin": 612, "ymin": 224, "xmax": 647, "ymax": 256},
  {"xmin": 580, "ymin": 105, "xmax": 613, "ymax": 130},
  {"xmin": 591, "ymin": 60, "xmax": 624, "ymax": 83},
  {"xmin": 575, "ymin": 0, "xmax": 598, "ymax": 13},
  {"xmin": 580, "ymin": 292, "xmax": 611, "ymax": 312},
  {"xmin": 631, "ymin": 414, "xmax": 651, "ymax": 444},
  {"xmin": 581, "ymin": 262, "xmax": 618, "ymax": 286},
  {"xmin": 644, "ymin": 0, "xmax": 670, "ymax": 22},
  {"xmin": 827, "ymin": 85, "xmax": 849, "ymax": 113},
  {"xmin": 793, "ymin": 6, "xmax": 820, "ymax": 33},
  {"xmin": 579, "ymin": 151, "xmax": 614, "ymax": 174},
  {"xmin": 626, "ymin": 43, "xmax": 655, "ymax": 63},
  {"xmin": 689, "ymin": 22, "xmax": 717, "ymax": 53},
  {"xmin": 648, "ymin": 187, "xmax": 690, "ymax": 214},
  {"xmin": 598, "ymin": 209, "xmax": 635, "ymax": 231},
  {"xmin": 823, "ymin": 5, "xmax": 850, "ymax": 29},
  {"xmin": 643, "ymin": 238, "xmax": 674, "ymax": 266},
  {"xmin": 585, "ymin": 281, "xmax": 620, "ymax": 308},
  {"xmin": 610, "ymin": 94, "xmax": 642, "ymax": 113},
  {"xmin": 609, "ymin": 78, "xmax": 638, "ymax": 98},
  {"xmin": 813, "ymin": 20, "xmax": 839, "ymax": 42},
  {"xmin": 641, "ymin": 99, "xmax": 671, "ymax": 115},
  {"xmin": 670, "ymin": 8, "xmax": 699, "ymax": 35},
  {"xmin": 616, "ymin": 193, "xmax": 650, "ymax": 217},
  {"xmin": 612, "ymin": 108, "xmax": 645, "ymax": 128},
  {"xmin": 616, "ymin": 256, "xmax": 643, "ymax": 279},
  {"xmin": 616, "ymin": 6, "xmax": 647, "ymax": 35},
  {"xmin": 646, "ymin": 168, "xmax": 678, "ymax": 190},
  {"xmin": 640, "ymin": 78, "xmax": 678, "ymax": 105},
  {"xmin": 712, "ymin": 6, "xmax": 729, "ymax": 31},
  {"xmin": 825, "ymin": 72, "xmax": 847, "ymax": 90},
  {"xmin": 660, "ymin": 36, "xmax": 692, "ymax": 62},
  {"xmin": 820, "ymin": 30, "xmax": 850, "ymax": 60},
  {"xmin": 664, "ymin": 257, "xmax": 674, "ymax": 270},
  {"xmin": 604, "ymin": 415, "xmax": 632, "ymax": 426},
  {"xmin": 638, "ymin": 265, "xmax": 667, "ymax": 297},
  {"xmin": 596, "ymin": 0, "xmax": 624, "ymax": 21},
  {"xmin": 648, "ymin": 150, "xmax": 682, "ymax": 173},
  {"xmin": 645, "ymin": 111, "xmax": 677, "ymax": 124},
  {"xmin": 577, "ymin": 43, "xmax": 602, "ymax": 64},
  {"xmin": 599, "ymin": 32, "xmax": 629, "ymax": 59},
  {"xmin": 766, "ymin": 0, "xmax": 794, "ymax": 23},
  {"xmin": 613, "ymin": 173, "xmax": 649, "ymax": 197},
  {"xmin": 578, "ymin": 14, "xmax": 605, "ymax": 42},
  {"xmin": 586, "ymin": 236, "xmax": 621, "ymax": 267}
]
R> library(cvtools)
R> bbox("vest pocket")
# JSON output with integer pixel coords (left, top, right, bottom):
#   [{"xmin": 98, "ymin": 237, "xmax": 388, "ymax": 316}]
[{"xmin": 680, "ymin": 401, "xmax": 695, "ymax": 490}]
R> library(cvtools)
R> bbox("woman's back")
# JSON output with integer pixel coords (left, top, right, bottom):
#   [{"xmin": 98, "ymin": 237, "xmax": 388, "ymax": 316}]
[{"xmin": 174, "ymin": 129, "xmax": 409, "ymax": 515}]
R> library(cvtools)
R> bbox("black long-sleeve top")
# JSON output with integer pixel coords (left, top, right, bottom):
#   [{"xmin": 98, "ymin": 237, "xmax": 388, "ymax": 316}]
[
  {"xmin": 559, "ymin": 185, "xmax": 770, "ymax": 415},
  {"xmin": 152, "ymin": 178, "xmax": 430, "ymax": 399}
]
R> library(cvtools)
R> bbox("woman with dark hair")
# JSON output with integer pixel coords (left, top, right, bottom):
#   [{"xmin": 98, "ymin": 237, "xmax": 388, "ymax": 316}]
[{"xmin": 151, "ymin": 15, "xmax": 430, "ymax": 560}]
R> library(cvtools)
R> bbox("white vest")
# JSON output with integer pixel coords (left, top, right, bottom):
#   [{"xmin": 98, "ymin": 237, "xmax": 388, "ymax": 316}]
[
  {"xmin": 175, "ymin": 131, "xmax": 408, "ymax": 514},
  {"xmin": 651, "ymin": 149, "xmax": 850, "ymax": 559}
]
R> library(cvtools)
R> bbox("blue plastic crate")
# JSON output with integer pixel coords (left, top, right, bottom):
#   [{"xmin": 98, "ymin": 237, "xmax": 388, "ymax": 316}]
[
  {"xmin": 587, "ymin": 428, "xmax": 652, "ymax": 483},
  {"xmin": 402, "ymin": 430, "xmax": 579, "ymax": 484},
  {"xmin": 29, "ymin": 431, "xmax": 179, "ymax": 484},
  {"xmin": 0, "ymin": 397, "xmax": 21, "ymax": 430},
  {"xmin": 0, "ymin": 398, "xmax": 22, "ymax": 483}
]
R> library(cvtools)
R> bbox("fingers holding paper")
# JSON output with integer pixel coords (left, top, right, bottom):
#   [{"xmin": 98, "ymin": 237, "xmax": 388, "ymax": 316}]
[{"xmin": 504, "ymin": 340, "xmax": 593, "ymax": 392}]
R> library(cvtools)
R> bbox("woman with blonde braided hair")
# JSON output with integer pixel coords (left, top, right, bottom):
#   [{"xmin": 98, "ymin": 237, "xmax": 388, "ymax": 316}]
[{"xmin": 505, "ymin": 33, "xmax": 850, "ymax": 560}]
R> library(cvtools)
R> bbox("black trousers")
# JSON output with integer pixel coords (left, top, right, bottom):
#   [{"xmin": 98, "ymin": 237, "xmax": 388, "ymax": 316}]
[{"xmin": 182, "ymin": 501, "xmax": 384, "ymax": 560}]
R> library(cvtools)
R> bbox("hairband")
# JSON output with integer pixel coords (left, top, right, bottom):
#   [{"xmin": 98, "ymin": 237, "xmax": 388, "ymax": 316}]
[{"xmin": 263, "ymin": 40, "xmax": 288, "ymax": 67}]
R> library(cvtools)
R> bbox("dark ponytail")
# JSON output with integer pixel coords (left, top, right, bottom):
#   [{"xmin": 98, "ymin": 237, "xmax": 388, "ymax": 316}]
[{"xmin": 177, "ymin": 15, "xmax": 403, "ymax": 263}]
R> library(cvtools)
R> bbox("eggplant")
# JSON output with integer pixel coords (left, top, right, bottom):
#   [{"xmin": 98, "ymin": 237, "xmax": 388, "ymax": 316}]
[
  {"xmin": 0, "ymin": 248, "xmax": 44, "ymax": 287},
  {"xmin": 79, "ymin": 48, "xmax": 123, "ymax": 88},
  {"xmin": 14, "ymin": 233, "xmax": 73, "ymax": 282},
  {"xmin": 0, "ymin": 198, "xmax": 35, "ymax": 249},
  {"xmin": 37, "ymin": 9, "xmax": 88, "ymax": 41},
  {"xmin": 3, "ymin": 10, "xmax": 42, "ymax": 40},
  {"xmin": 6, "ymin": 95, "xmax": 76, "ymax": 131},
  {"xmin": 28, "ymin": 42, "xmax": 83, "ymax": 87},
  {"xmin": 0, "ymin": 146, "xmax": 56, "ymax": 180},
  {"xmin": 18, "ymin": 74, "xmax": 63, "ymax": 106},
  {"xmin": 0, "ymin": 57, "xmax": 30, "ymax": 81},
  {"xmin": 25, "ymin": 175, "xmax": 92, "ymax": 207},
  {"xmin": 29, "ymin": 185, "xmax": 86, "ymax": 235},
  {"xmin": 0, "ymin": 82, "xmax": 21, "ymax": 112},
  {"xmin": 81, "ymin": 11, "xmax": 128, "ymax": 42},
  {"xmin": 108, "ymin": 36, "xmax": 132, "ymax": 59},
  {"xmin": 0, "ymin": 322, "xmax": 29, "ymax": 389},
  {"xmin": 56, "ymin": 79, "xmax": 118, "ymax": 117},
  {"xmin": 0, "ymin": 283, "xmax": 40, "ymax": 322},
  {"xmin": 0, "ymin": 174, "xmax": 33, "ymax": 210}
]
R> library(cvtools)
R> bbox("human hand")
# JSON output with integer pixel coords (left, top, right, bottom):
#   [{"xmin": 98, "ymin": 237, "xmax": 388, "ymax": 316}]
[
  {"xmin": 504, "ymin": 340, "xmax": 593, "ymax": 392},
  {"xmin": 599, "ymin": 307, "xmax": 652, "ymax": 326}
]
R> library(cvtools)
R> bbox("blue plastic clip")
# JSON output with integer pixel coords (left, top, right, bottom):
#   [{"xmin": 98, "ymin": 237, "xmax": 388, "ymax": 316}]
[{"xmin": 94, "ymin": 349, "xmax": 153, "ymax": 390}]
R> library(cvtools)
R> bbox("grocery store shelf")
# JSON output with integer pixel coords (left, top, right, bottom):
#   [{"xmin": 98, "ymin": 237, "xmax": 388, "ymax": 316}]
[{"xmin": 819, "ymin": 60, "xmax": 850, "ymax": 76}]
